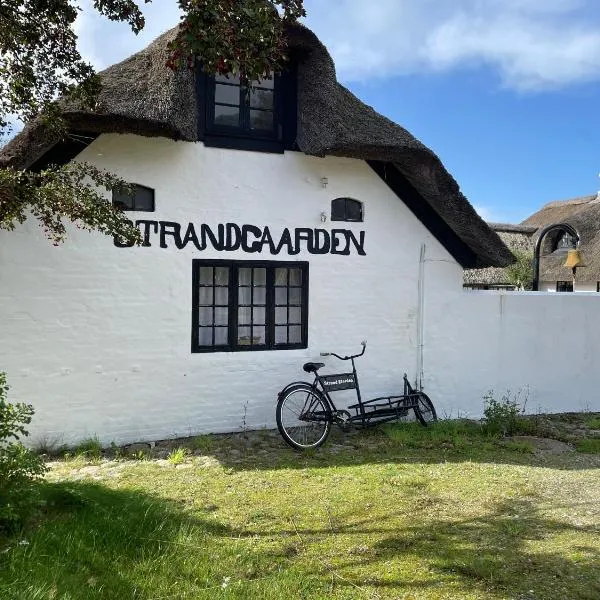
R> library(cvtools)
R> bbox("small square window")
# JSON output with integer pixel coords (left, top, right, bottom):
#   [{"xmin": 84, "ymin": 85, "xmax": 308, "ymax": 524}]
[{"xmin": 113, "ymin": 184, "xmax": 155, "ymax": 212}]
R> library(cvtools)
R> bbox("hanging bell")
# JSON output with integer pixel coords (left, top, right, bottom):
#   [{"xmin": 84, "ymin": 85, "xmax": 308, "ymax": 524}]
[{"xmin": 563, "ymin": 249, "xmax": 586, "ymax": 269}]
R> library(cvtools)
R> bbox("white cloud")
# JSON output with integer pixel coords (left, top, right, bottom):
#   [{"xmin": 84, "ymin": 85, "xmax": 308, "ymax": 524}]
[{"xmin": 304, "ymin": 0, "xmax": 600, "ymax": 91}]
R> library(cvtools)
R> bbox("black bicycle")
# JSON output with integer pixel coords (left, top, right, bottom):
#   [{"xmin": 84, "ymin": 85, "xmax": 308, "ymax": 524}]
[{"xmin": 276, "ymin": 342, "xmax": 437, "ymax": 450}]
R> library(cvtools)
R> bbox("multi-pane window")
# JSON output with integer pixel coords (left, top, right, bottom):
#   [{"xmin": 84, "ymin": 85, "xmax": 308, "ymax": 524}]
[
  {"xmin": 112, "ymin": 184, "xmax": 155, "ymax": 212},
  {"xmin": 556, "ymin": 281, "xmax": 573, "ymax": 292},
  {"xmin": 554, "ymin": 231, "xmax": 576, "ymax": 251},
  {"xmin": 331, "ymin": 198, "xmax": 363, "ymax": 222},
  {"xmin": 192, "ymin": 260, "xmax": 308, "ymax": 352},
  {"xmin": 210, "ymin": 73, "xmax": 278, "ymax": 137}
]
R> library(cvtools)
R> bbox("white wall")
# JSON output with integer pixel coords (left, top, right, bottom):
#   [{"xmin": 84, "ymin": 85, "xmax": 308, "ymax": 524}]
[
  {"xmin": 424, "ymin": 281, "xmax": 600, "ymax": 418},
  {"xmin": 0, "ymin": 134, "xmax": 459, "ymax": 446}
]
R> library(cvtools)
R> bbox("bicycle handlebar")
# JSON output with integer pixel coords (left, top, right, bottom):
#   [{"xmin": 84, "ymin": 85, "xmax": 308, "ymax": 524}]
[{"xmin": 320, "ymin": 341, "xmax": 367, "ymax": 361}]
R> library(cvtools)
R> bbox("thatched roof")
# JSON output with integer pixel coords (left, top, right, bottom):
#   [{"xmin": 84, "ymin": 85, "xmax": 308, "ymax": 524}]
[
  {"xmin": 464, "ymin": 225, "xmax": 536, "ymax": 286},
  {"xmin": 0, "ymin": 23, "xmax": 512, "ymax": 269},
  {"xmin": 522, "ymin": 194, "xmax": 600, "ymax": 283}
]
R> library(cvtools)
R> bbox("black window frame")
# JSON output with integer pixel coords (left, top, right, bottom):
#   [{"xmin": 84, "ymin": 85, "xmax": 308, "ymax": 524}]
[
  {"xmin": 196, "ymin": 64, "xmax": 298, "ymax": 154},
  {"xmin": 331, "ymin": 198, "xmax": 364, "ymax": 222},
  {"xmin": 191, "ymin": 259, "xmax": 309, "ymax": 353},
  {"xmin": 556, "ymin": 281, "xmax": 573, "ymax": 292},
  {"xmin": 112, "ymin": 184, "xmax": 155, "ymax": 212}
]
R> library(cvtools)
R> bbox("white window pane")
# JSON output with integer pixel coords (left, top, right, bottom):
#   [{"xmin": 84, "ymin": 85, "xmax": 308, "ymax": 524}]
[
  {"xmin": 289, "ymin": 326, "xmax": 302, "ymax": 344},
  {"xmin": 253, "ymin": 268, "xmax": 266, "ymax": 286},
  {"xmin": 275, "ymin": 307, "xmax": 287, "ymax": 325},
  {"xmin": 199, "ymin": 288, "xmax": 213, "ymax": 306},
  {"xmin": 214, "ymin": 327, "xmax": 228, "ymax": 345},
  {"xmin": 239, "ymin": 287, "xmax": 251, "ymax": 305},
  {"xmin": 214, "ymin": 307, "xmax": 228, "ymax": 326},
  {"xmin": 289, "ymin": 307, "xmax": 301, "ymax": 324},
  {"xmin": 254, "ymin": 287, "xmax": 266, "ymax": 305},
  {"xmin": 275, "ymin": 326, "xmax": 287, "ymax": 345},
  {"xmin": 253, "ymin": 74, "xmax": 274, "ymax": 89},
  {"xmin": 216, "ymin": 73, "xmax": 240, "ymax": 84},
  {"xmin": 199, "ymin": 328, "xmax": 213, "ymax": 346},
  {"xmin": 215, "ymin": 105, "xmax": 239, "ymax": 127},
  {"xmin": 250, "ymin": 109, "xmax": 273, "ymax": 131},
  {"xmin": 289, "ymin": 288, "xmax": 301, "ymax": 305},
  {"xmin": 199, "ymin": 307, "xmax": 213, "ymax": 326},
  {"xmin": 199, "ymin": 267, "xmax": 213, "ymax": 285},
  {"xmin": 275, "ymin": 287, "xmax": 287, "ymax": 306},
  {"xmin": 253, "ymin": 307, "xmax": 265, "ymax": 325},
  {"xmin": 239, "ymin": 268, "xmax": 252, "ymax": 286},
  {"xmin": 215, "ymin": 287, "xmax": 228, "ymax": 305},
  {"xmin": 275, "ymin": 268, "xmax": 288, "ymax": 285},
  {"xmin": 238, "ymin": 306, "xmax": 251, "ymax": 325},
  {"xmin": 215, "ymin": 83, "xmax": 240, "ymax": 105},
  {"xmin": 289, "ymin": 269, "xmax": 302, "ymax": 286},
  {"xmin": 238, "ymin": 327, "xmax": 251, "ymax": 345},
  {"xmin": 250, "ymin": 89, "xmax": 273, "ymax": 110},
  {"xmin": 252, "ymin": 327, "xmax": 265, "ymax": 345},
  {"xmin": 215, "ymin": 267, "xmax": 229, "ymax": 285}
]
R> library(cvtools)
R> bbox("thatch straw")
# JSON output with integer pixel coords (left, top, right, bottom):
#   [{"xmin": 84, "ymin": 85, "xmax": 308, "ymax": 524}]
[{"xmin": 0, "ymin": 23, "xmax": 513, "ymax": 268}]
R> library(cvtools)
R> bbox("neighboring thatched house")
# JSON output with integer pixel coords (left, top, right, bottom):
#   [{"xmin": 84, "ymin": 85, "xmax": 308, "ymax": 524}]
[
  {"xmin": 464, "ymin": 223, "xmax": 537, "ymax": 290},
  {"xmin": 0, "ymin": 22, "xmax": 513, "ymax": 444},
  {"xmin": 465, "ymin": 193, "xmax": 600, "ymax": 292}
]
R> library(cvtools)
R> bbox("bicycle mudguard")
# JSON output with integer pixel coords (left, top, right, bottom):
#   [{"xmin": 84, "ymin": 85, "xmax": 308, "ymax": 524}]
[{"xmin": 277, "ymin": 381, "xmax": 314, "ymax": 399}]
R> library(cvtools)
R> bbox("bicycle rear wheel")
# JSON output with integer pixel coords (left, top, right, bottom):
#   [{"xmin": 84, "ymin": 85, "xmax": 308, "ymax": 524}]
[
  {"xmin": 414, "ymin": 392, "xmax": 438, "ymax": 426},
  {"xmin": 276, "ymin": 385, "xmax": 332, "ymax": 450}
]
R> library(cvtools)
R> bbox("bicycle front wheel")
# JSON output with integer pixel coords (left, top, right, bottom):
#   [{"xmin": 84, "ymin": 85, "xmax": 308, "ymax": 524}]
[
  {"xmin": 414, "ymin": 392, "xmax": 438, "ymax": 426},
  {"xmin": 276, "ymin": 385, "xmax": 332, "ymax": 451}
]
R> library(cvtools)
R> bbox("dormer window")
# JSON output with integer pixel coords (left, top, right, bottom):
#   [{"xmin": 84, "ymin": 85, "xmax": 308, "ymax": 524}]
[
  {"xmin": 197, "ymin": 65, "xmax": 298, "ymax": 153},
  {"xmin": 331, "ymin": 198, "xmax": 363, "ymax": 222},
  {"xmin": 112, "ymin": 184, "xmax": 155, "ymax": 212},
  {"xmin": 212, "ymin": 73, "xmax": 277, "ymax": 136}
]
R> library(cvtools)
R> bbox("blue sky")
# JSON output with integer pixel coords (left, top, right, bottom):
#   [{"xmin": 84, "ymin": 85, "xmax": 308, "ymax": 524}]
[{"xmin": 10, "ymin": 0, "xmax": 600, "ymax": 223}]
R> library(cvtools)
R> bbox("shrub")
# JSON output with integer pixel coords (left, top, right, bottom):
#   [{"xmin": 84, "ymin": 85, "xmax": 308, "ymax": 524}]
[
  {"xmin": 482, "ymin": 390, "xmax": 526, "ymax": 437},
  {"xmin": 0, "ymin": 372, "xmax": 47, "ymax": 533},
  {"xmin": 167, "ymin": 447, "xmax": 188, "ymax": 465}
]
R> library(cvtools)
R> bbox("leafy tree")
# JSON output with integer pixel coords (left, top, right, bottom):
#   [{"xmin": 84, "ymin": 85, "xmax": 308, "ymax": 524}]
[
  {"xmin": 504, "ymin": 249, "xmax": 534, "ymax": 290},
  {"xmin": 1, "ymin": 0, "xmax": 304, "ymax": 245}
]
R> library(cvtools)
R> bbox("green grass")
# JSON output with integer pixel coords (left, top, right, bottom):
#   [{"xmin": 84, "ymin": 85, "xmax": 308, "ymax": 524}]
[
  {"xmin": 575, "ymin": 438, "xmax": 600, "ymax": 454},
  {"xmin": 585, "ymin": 417, "xmax": 600, "ymax": 430},
  {"xmin": 2, "ymin": 424, "xmax": 599, "ymax": 600},
  {"xmin": 167, "ymin": 447, "xmax": 189, "ymax": 465}
]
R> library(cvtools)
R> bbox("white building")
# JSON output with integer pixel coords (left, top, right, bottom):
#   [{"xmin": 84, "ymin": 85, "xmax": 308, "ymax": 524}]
[{"xmin": 7, "ymin": 23, "xmax": 594, "ymax": 448}]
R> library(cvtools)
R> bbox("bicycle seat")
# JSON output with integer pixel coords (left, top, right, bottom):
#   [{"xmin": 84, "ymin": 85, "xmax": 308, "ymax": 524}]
[{"xmin": 303, "ymin": 362, "xmax": 325, "ymax": 373}]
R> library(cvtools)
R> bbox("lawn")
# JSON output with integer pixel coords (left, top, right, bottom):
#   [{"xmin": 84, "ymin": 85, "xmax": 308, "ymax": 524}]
[{"xmin": 1, "ymin": 422, "xmax": 599, "ymax": 600}]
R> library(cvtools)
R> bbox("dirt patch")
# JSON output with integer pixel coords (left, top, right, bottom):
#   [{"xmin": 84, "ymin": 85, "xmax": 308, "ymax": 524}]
[{"xmin": 509, "ymin": 435, "xmax": 575, "ymax": 456}]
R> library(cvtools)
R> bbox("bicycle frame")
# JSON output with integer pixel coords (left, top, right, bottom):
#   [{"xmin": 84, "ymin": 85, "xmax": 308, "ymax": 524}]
[{"xmin": 307, "ymin": 344, "xmax": 420, "ymax": 427}]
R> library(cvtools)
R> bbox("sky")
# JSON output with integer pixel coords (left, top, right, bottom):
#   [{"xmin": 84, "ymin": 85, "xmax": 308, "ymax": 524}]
[{"xmin": 11, "ymin": 0, "xmax": 600, "ymax": 223}]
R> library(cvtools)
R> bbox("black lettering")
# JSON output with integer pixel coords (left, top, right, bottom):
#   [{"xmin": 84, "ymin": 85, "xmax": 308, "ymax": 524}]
[
  {"xmin": 294, "ymin": 228, "xmax": 313, "ymax": 254},
  {"xmin": 274, "ymin": 228, "xmax": 298, "ymax": 255},
  {"xmin": 201, "ymin": 224, "xmax": 224, "ymax": 251},
  {"xmin": 181, "ymin": 222, "xmax": 202, "ymax": 250},
  {"xmin": 347, "ymin": 230, "xmax": 366, "ymax": 256},
  {"xmin": 135, "ymin": 220, "xmax": 158, "ymax": 247},
  {"xmin": 113, "ymin": 219, "xmax": 136, "ymax": 248},
  {"xmin": 225, "ymin": 223, "xmax": 241, "ymax": 251},
  {"xmin": 159, "ymin": 221, "xmax": 183, "ymax": 249},
  {"xmin": 260, "ymin": 227, "xmax": 277, "ymax": 254},
  {"xmin": 331, "ymin": 229, "xmax": 350, "ymax": 255},
  {"xmin": 310, "ymin": 229, "xmax": 331, "ymax": 254},
  {"xmin": 242, "ymin": 225, "xmax": 263, "ymax": 253}
]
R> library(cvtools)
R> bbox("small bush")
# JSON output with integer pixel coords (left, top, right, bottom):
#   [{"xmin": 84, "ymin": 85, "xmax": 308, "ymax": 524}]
[
  {"xmin": 585, "ymin": 417, "xmax": 600, "ymax": 431},
  {"xmin": 74, "ymin": 437, "xmax": 103, "ymax": 461},
  {"xmin": 575, "ymin": 438, "xmax": 600, "ymax": 454},
  {"xmin": 190, "ymin": 435, "xmax": 214, "ymax": 453},
  {"xmin": 0, "ymin": 372, "xmax": 47, "ymax": 533},
  {"xmin": 482, "ymin": 390, "xmax": 527, "ymax": 437},
  {"xmin": 167, "ymin": 447, "xmax": 188, "ymax": 465}
]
